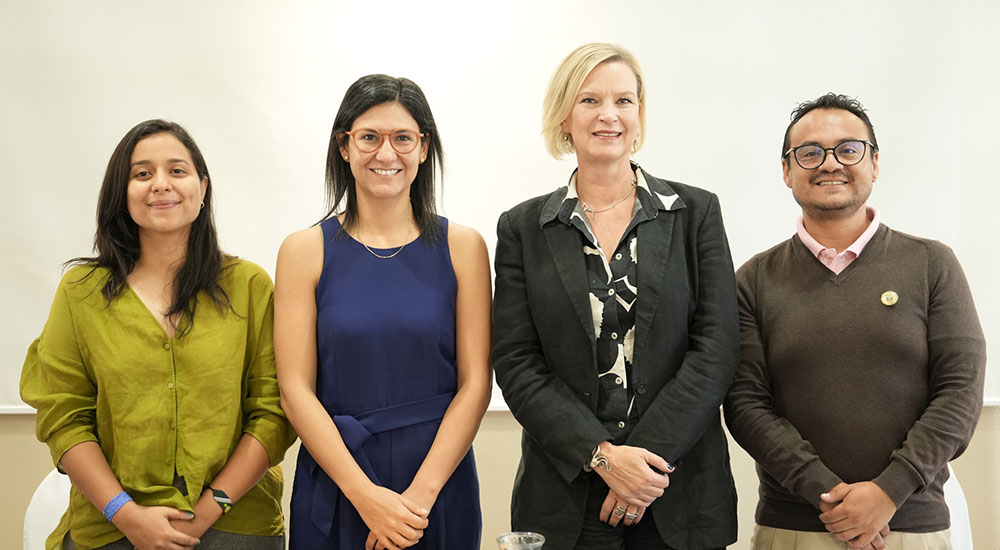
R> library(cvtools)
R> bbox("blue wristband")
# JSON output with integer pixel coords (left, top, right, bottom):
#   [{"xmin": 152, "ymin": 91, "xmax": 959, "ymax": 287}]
[{"xmin": 102, "ymin": 491, "xmax": 133, "ymax": 522}]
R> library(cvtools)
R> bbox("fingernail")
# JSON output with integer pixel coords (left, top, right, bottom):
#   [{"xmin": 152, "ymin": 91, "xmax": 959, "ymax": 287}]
[
  {"xmin": 666, "ymin": 462, "xmax": 675, "ymax": 472},
  {"xmin": 187, "ymin": 512, "xmax": 195, "ymax": 518}
]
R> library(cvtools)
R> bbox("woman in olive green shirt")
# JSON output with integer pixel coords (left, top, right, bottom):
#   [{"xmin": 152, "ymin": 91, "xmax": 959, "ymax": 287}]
[{"xmin": 20, "ymin": 120, "xmax": 296, "ymax": 550}]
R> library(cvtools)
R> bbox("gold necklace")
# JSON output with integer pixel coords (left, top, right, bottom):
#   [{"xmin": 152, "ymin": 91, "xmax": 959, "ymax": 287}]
[
  {"xmin": 359, "ymin": 221, "xmax": 414, "ymax": 259},
  {"xmin": 580, "ymin": 173, "xmax": 638, "ymax": 216}
]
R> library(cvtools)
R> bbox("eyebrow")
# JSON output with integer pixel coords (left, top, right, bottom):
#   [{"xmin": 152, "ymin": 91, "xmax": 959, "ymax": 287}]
[
  {"xmin": 795, "ymin": 138, "xmax": 864, "ymax": 147},
  {"xmin": 576, "ymin": 89, "xmax": 638, "ymax": 98},
  {"xmin": 130, "ymin": 158, "xmax": 191, "ymax": 168}
]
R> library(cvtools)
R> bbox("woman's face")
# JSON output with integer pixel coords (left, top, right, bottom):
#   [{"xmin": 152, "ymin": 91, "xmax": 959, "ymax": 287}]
[
  {"xmin": 126, "ymin": 132, "xmax": 207, "ymax": 240},
  {"xmin": 560, "ymin": 61, "xmax": 641, "ymax": 165},
  {"xmin": 340, "ymin": 101, "xmax": 428, "ymax": 203}
]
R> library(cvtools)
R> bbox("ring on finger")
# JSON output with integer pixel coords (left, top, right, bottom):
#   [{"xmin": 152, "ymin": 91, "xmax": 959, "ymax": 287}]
[
  {"xmin": 625, "ymin": 511, "xmax": 638, "ymax": 520},
  {"xmin": 613, "ymin": 504, "xmax": 626, "ymax": 516}
]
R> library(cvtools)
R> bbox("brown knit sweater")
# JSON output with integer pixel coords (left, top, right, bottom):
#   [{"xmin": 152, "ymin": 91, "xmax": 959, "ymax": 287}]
[{"xmin": 724, "ymin": 224, "xmax": 986, "ymax": 532}]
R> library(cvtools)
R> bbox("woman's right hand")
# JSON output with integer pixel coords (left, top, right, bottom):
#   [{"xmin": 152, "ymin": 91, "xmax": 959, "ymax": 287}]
[
  {"xmin": 594, "ymin": 442, "xmax": 673, "ymax": 507},
  {"xmin": 111, "ymin": 502, "xmax": 200, "ymax": 550},
  {"xmin": 355, "ymin": 485, "xmax": 429, "ymax": 550}
]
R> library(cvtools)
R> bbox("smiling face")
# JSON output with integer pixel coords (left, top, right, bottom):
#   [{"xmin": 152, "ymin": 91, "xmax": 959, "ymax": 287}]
[
  {"xmin": 783, "ymin": 108, "xmax": 879, "ymax": 221},
  {"xmin": 339, "ymin": 101, "xmax": 428, "ymax": 203},
  {"xmin": 126, "ymin": 132, "xmax": 207, "ymax": 240},
  {"xmin": 560, "ymin": 61, "xmax": 641, "ymax": 165}
]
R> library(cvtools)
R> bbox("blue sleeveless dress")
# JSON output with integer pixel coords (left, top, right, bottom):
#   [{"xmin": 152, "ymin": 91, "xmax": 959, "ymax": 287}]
[{"xmin": 289, "ymin": 216, "xmax": 481, "ymax": 550}]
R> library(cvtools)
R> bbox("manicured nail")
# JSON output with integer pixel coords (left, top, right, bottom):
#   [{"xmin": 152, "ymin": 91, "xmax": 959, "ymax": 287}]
[{"xmin": 187, "ymin": 512, "xmax": 195, "ymax": 518}]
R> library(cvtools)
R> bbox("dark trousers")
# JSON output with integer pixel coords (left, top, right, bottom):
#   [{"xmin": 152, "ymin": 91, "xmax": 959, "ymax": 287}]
[{"xmin": 573, "ymin": 475, "xmax": 723, "ymax": 550}]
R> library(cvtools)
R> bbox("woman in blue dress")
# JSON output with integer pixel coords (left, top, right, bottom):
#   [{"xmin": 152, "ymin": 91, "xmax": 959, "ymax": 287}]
[{"xmin": 274, "ymin": 74, "xmax": 492, "ymax": 550}]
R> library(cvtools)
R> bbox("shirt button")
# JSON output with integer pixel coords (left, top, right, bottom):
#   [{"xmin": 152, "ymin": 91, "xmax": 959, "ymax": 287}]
[
  {"xmin": 615, "ymin": 253, "xmax": 623, "ymax": 261},
  {"xmin": 608, "ymin": 289, "xmax": 615, "ymax": 296},
  {"xmin": 167, "ymin": 383, "xmax": 174, "ymax": 390},
  {"xmin": 611, "ymin": 332, "xmax": 619, "ymax": 340},
  {"xmin": 169, "ymin": 422, "xmax": 176, "ymax": 430},
  {"xmin": 163, "ymin": 342, "xmax": 171, "ymax": 350},
  {"xmin": 617, "ymin": 421, "xmax": 625, "ymax": 429},
  {"xmin": 615, "ymin": 377, "xmax": 623, "ymax": 385}
]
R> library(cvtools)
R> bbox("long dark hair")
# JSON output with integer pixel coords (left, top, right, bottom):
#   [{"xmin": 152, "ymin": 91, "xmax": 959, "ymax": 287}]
[
  {"xmin": 70, "ymin": 119, "xmax": 230, "ymax": 337},
  {"xmin": 323, "ymin": 74, "xmax": 444, "ymax": 242}
]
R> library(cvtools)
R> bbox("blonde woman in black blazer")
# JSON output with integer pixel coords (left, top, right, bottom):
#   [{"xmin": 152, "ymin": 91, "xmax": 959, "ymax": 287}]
[{"xmin": 492, "ymin": 43, "xmax": 739, "ymax": 550}]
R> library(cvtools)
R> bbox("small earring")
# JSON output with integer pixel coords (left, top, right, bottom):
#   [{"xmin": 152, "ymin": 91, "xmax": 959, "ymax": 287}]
[
  {"xmin": 419, "ymin": 156, "xmax": 426, "ymax": 164},
  {"xmin": 563, "ymin": 133, "xmax": 570, "ymax": 142},
  {"xmin": 200, "ymin": 202, "xmax": 205, "ymax": 210},
  {"xmin": 342, "ymin": 155, "xmax": 349, "ymax": 162}
]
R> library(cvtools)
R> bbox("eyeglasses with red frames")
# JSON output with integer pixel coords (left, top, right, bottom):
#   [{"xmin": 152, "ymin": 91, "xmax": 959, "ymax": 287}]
[{"xmin": 342, "ymin": 128, "xmax": 426, "ymax": 154}]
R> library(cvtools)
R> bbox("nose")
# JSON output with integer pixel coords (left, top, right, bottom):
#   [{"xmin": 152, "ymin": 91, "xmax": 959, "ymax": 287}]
[
  {"xmin": 817, "ymin": 148, "xmax": 844, "ymax": 172},
  {"xmin": 598, "ymin": 101, "xmax": 618, "ymax": 123},
  {"xmin": 151, "ymin": 171, "xmax": 172, "ymax": 192},
  {"xmin": 374, "ymin": 137, "xmax": 397, "ymax": 160}
]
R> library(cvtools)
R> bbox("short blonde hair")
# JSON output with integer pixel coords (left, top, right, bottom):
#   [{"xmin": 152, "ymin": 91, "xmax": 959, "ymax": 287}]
[{"xmin": 542, "ymin": 43, "xmax": 647, "ymax": 159}]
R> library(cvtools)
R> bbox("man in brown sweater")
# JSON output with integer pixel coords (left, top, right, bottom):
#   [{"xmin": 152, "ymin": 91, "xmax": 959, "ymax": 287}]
[{"xmin": 724, "ymin": 93, "xmax": 986, "ymax": 550}]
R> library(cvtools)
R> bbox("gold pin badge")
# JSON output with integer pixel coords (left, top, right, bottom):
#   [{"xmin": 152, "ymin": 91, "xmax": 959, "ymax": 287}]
[{"xmin": 881, "ymin": 290, "xmax": 899, "ymax": 306}]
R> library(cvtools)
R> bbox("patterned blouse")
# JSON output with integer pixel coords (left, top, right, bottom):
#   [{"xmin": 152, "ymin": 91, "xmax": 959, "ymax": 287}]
[{"xmin": 545, "ymin": 164, "xmax": 666, "ymax": 440}]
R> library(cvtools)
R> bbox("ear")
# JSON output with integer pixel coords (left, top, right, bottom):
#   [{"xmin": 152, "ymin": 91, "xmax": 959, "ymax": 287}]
[
  {"xmin": 200, "ymin": 177, "xmax": 208, "ymax": 201},
  {"xmin": 339, "ymin": 142, "xmax": 350, "ymax": 161},
  {"xmin": 870, "ymin": 150, "xmax": 879, "ymax": 183},
  {"xmin": 560, "ymin": 118, "xmax": 571, "ymax": 134},
  {"xmin": 420, "ymin": 137, "xmax": 429, "ymax": 160},
  {"xmin": 782, "ymin": 158, "xmax": 793, "ymax": 188}
]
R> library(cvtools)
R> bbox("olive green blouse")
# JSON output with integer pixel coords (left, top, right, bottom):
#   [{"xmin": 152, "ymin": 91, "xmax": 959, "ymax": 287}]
[{"xmin": 20, "ymin": 259, "xmax": 296, "ymax": 549}]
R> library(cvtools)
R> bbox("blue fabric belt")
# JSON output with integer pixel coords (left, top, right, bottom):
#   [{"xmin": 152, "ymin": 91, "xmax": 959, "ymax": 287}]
[{"xmin": 302, "ymin": 392, "xmax": 455, "ymax": 538}]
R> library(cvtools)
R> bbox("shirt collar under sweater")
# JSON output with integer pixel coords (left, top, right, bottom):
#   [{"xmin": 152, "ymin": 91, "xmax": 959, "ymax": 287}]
[{"xmin": 796, "ymin": 205, "xmax": 881, "ymax": 275}]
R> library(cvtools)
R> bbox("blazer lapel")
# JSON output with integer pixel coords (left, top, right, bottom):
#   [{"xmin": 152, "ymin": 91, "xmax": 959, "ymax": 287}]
[
  {"xmin": 632, "ymin": 172, "xmax": 687, "ymax": 367},
  {"xmin": 543, "ymin": 221, "xmax": 596, "ymax": 344}
]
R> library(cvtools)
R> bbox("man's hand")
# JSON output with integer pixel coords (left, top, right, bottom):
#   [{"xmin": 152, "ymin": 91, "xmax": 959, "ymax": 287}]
[{"xmin": 818, "ymin": 482, "xmax": 896, "ymax": 547}]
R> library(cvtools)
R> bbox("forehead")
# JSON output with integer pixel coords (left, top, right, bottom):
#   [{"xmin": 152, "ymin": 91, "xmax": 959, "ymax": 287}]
[
  {"xmin": 579, "ymin": 61, "xmax": 638, "ymax": 94},
  {"xmin": 789, "ymin": 108, "xmax": 869, "ymax": 145},
  {"xmin": 352, "ymin": 101, "xmax": 418, "ymax": 130},
  {"xmin": 131, "ymin": 132, "xmax": 192, "ymax": 162}
]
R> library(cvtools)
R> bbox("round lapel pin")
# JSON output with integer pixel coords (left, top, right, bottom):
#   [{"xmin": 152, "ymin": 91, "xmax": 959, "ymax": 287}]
[{"xmin": 881, "ymin": 290, "xmax": 899, "ymax": 306}]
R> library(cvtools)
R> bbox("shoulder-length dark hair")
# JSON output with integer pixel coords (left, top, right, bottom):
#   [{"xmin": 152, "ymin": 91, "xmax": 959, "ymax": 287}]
[
  {"xmin": 323, "ymin": 74, "xmax": 444, "ymax": 242},
  {"xmin": 70, "ymin": 119, "xmax": 230, "ymax": 337}
]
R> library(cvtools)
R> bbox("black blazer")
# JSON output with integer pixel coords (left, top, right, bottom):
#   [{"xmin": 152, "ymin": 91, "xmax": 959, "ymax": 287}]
[{"xmin": 492, "ymin": 171, "xmax": 739, "ymax": 549}]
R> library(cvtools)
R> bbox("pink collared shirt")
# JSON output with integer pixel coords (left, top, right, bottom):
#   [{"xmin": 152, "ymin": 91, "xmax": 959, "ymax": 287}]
[{"xmin": 796, "ymin": 206, "xmax": 880, "ymax": 275}]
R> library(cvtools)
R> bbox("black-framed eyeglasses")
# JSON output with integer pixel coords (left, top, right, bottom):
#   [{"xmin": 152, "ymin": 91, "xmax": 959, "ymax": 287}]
[
  {"xmin": 342, "ymin": 128, "xmax": 426, "ymax": 154},
  {"xmin": 783, "ymin": 140, "xmax": 875, "ymax": 170}
]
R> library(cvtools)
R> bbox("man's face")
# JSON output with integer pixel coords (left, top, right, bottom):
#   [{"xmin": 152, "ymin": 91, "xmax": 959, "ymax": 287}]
[{"xmin": 782, "ymin": 108, "xmax": 879, "ymax": 221}]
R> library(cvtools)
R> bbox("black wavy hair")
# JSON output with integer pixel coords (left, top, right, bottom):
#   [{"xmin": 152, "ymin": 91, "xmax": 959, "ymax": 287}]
[
  {"xmin": 69, "ymin": 119, "xmax": 230, "ymax": 337},
  {"xmin": 782, "ymin": 92, "xmax": 879, "ymax": 159}
]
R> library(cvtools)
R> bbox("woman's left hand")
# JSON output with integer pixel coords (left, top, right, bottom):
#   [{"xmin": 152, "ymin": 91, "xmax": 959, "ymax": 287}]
[
  {"xmin": 169, "ymin": 490, "xmax": 223, "ymax": 540},
  {"xmin": 599, "ymin": 489, "xmax": 645, "ymax": 527},
  {"xmin": 364, "ymin": 484, "xmax": 438, "ymax": 550}
]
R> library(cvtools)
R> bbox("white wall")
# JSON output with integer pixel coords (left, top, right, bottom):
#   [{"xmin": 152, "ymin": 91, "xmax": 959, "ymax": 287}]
[{"xmin": 3, "ymin": 1, "xmax": 998, "ymax": 411}]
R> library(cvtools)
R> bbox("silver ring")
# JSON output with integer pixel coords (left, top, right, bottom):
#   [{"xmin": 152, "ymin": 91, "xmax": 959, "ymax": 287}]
[
  {"xmin": 613, "ymin": 505, "xmax": 626, "ymax": 516},
  {"xmin": 625, "ymin": 511, "xmax": 638, "ymax": 520}
]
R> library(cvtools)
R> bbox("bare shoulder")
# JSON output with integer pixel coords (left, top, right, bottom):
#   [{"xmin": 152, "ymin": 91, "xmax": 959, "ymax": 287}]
[
  {"xmin": 277, "ymin": 225, "xmax": 324, "ymax": 281},
  {"xmin": 447, "ymin": 220, "xmax": 488, "ymax": 258},
  {"xmin": 446, "ymin": 220, "xmax": 489, "ymax": 281}
]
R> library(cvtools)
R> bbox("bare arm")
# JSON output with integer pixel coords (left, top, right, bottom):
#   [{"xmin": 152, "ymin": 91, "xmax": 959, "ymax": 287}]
[
  {"xmin": 402, "ymin": 223, "xmax": 492, "ymax": 508},
  {"xmin": 275, "ymin": 227, "xmax": 427, "ymax": 549},
  {"xmin": 170, "ymin": 434, "xmax": 271, "ymax": 539},
  {"xmin": 60, "ymin": 442, "xmax": 200, "ymax": 550}
]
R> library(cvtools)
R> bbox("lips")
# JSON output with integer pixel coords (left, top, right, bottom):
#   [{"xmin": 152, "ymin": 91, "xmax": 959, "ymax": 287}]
[
  {"xmin": 148, "ymin": 200, "xmax": 180, "ymax": 208},
  {"xmin": 593, "ymin": 131, "xmax": 622, "ymax": 137},
  {"xmin": 811, "ymin": 171, "xmax": 850, "ymax": 186},
  {"xmin": 371, "ymin": 168, "xmax": 402, "ymax": 176}
]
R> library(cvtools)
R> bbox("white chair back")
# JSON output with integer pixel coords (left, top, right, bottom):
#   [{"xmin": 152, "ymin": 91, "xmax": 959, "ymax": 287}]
[
  {"xmin": 23, "ymin": 469, "xmax": 71, "ymax": 550},
  {"xmin": 945, "ymin": 463, "xmax": 973, "ymax": 550}
]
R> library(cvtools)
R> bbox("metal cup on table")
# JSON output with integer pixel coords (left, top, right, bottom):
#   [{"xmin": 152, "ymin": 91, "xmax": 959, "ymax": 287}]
[{"xmin": 497, "ymin": 531, "xmax": 545, "ymax": 549}]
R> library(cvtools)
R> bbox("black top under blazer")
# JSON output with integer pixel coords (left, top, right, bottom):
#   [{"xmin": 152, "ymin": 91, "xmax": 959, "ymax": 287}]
[{"xmin": 492, "ymin": 170, "xmax": 740, "ymax": 549}]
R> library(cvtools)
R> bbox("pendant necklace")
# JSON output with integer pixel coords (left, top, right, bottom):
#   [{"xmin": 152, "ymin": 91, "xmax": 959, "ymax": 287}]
[{"xmin": 580, "ymin": 173, "xmax": 638, "ymax": 217}]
